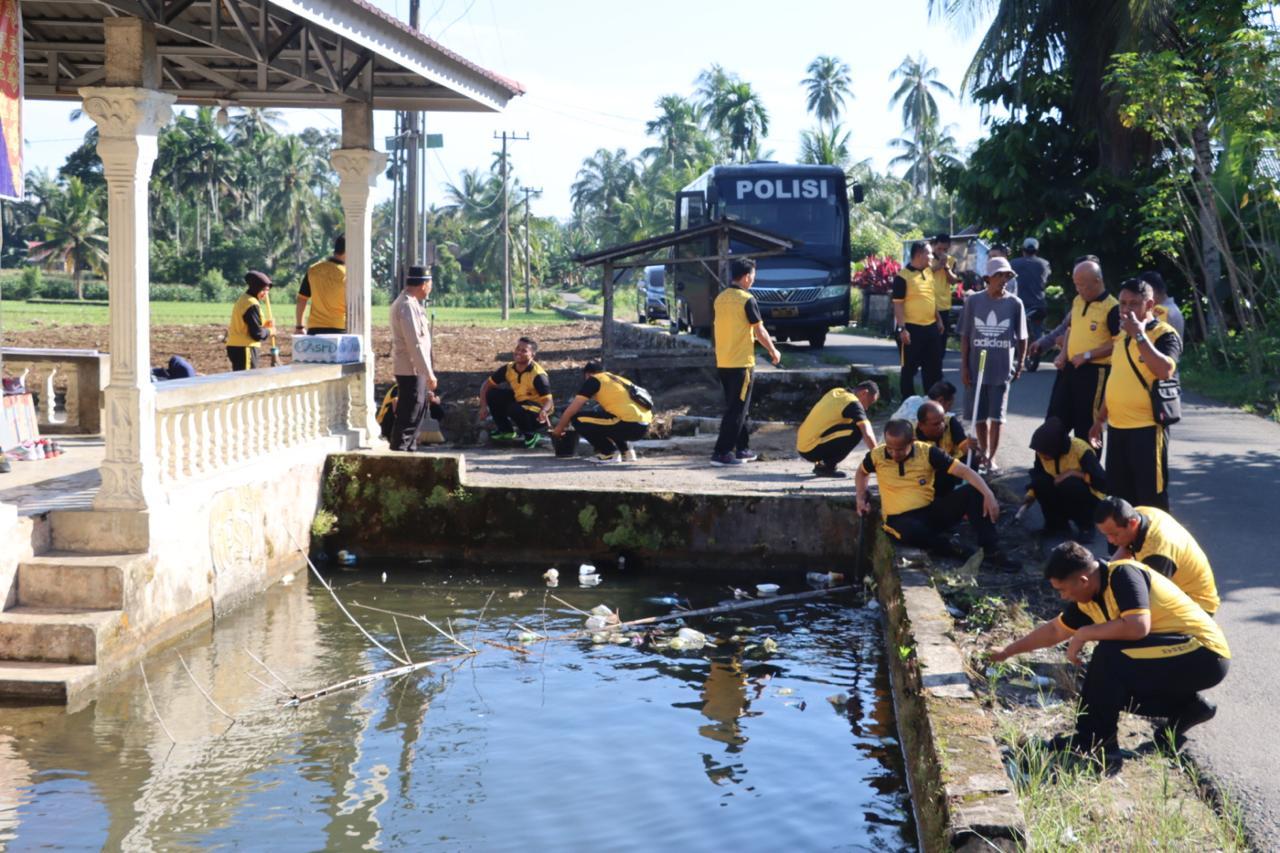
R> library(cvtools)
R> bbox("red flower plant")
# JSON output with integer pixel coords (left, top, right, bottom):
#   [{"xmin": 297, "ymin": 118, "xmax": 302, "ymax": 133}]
[{"xmin": 852, "ymin": 255, "xmax": 901, "ymax": 295}]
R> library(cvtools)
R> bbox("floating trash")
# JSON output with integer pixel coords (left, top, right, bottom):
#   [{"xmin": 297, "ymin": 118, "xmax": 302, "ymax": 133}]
[
  {"xmin": 755, "ymin": 583, "xmax": 780, "ymax": 597},
  {"xmin": 543, "ymin": 568, "xmax": 559, "ymax": 583},
  {"xmin": 580, "ymin": 574, "xmax": 602, "ymax": 588},
  {"xmin": 761, "ymin": 637, "xmax": 779, "ymax": 655},
  {"xmin": 337, "ymin": 550, "xmax": 357, "ymax": 566},
  {"xmin": 579, "ymin": 563, "xmax": 597, "ymax": 577}
]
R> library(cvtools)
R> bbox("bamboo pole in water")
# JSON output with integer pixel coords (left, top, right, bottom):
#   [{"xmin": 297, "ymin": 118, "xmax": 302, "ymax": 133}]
[{"xmin": 282, "ymin": 652, "xmax": 475, "ymax": 707}]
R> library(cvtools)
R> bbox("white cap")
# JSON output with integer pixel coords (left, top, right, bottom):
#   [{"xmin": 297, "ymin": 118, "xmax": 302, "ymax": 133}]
[
  {"xmin": 986, "ymin": 257, "xmax": 1016, "ymax": 277},
  {"xmin": 1023, "ymin": 237, "xmax": 1040, "ymax": 250}
]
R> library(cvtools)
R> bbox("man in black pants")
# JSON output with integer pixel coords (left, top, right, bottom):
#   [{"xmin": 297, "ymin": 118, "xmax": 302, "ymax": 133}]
[
  {"xmin": 551, "ymin": 362, "xmax": 653, "ymax": 464},
  {"xmin": 796, "ymin": 380, "xmax": 880, "ymax": 477},
  {"xmin": 709, "ymin": 258, "xmax": 781, "ymax": 467},
  {"xmin": 993, "ymin": 542, "xmax": 1230, "ymax": 755},
  {"xmin": 479, "ymin": 337, "xmax": 555, "ymax": 449},
  {"xmin": 1029, "ymin": 260, "xmax": 1120, "ymax": 441},
  {"xmin": 387, "ymin": 266, "xmax": 436, "ymax": 451},
  {"xmin": 1089, "ymin": 277, "xmax": 1182, "ymax": 511},
  {"xmin": 855, "ymin": 419, "xmax": 1018, "ymax": 569},
  {"xmin": 1022, "ymin": 416, "xmax": 1107, "ymax": 540},
  {"xmin": 893, "ymin": 241, "xmax": 944, "ymax": 399}
]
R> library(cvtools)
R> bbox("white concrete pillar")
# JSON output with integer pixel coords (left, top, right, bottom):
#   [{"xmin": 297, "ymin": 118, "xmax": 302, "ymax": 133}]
[
  {"xmin": 331, "ymin": 107, "xmax": 386, "ymax": 445},
  {"xmin": 80, "ymin": 86, "xmax": 175, "ymax": 510}
]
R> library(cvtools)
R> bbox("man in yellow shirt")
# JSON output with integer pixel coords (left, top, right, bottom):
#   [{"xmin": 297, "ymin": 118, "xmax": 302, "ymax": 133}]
[
  {"xmin": 1089, "ymin": 278, "xmax": 1182, "ymax": 510},
  {"xmin": 929, "ymin": 233, "xmax": 962, "ymax": 359},
  {"xmin": 796, "ymin": 380, "xmax": 880, "ymax": 478},
  {"xmin": 295, "ymin": 234, "xmax": 347, "ymax": 334},
  {"xmin": 892, "ymin": 241, "xmax": 943, "ymax": 399},
  {"xmin": 1093, "ymin": 497, "xmax": 1219, "ymax": 615},
  {"xmin": 479, "ymin": 337, "xmax": 555, "ymax": 449},
  {"xmin": 225, "ymin": 271, "xmax": 276, "ymax": 371},
  {"xmin": 551, "ymin": 362, "xmax": 653, "ymax": 464},
  {"xmin": 1029, "ymin": 260, "xmax": 1119, "ymax": 441},
  {"xmin": 710, "ymin": 258, "xmax": 781, "ymax": 467},
  {"xmin": 993, "ymin": 542, "xmax": 1229, "ymax": 755}
]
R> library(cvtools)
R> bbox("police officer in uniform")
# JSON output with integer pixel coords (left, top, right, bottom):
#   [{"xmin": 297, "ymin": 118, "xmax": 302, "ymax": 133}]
[
  {"xmin": 388, "ymin": 266, "xmax": 437, "ymax": 452},
  {"xmin": 915, "ymin": 400, "xmax": 976, "ymax": 498},
  {"xmin": 993, "ymin": 542, "xmax": 1229, "ymax": 755},
  {"xmin": 479, "ymin": 337, "xmax": 554, "ymax": 449},
  {"xmin": 1093, "ymin": 497, "xmax": 1219, "ymax": 615},
  {"xmin": 929, "ymin": 233, "xmax": 962, "ymax": 361},
  {"xmin": 796, "ymin": 380, "xmax": 880, "ymax": 478},
  {"xmin": 893, "ymin": 241, "xmax": 943, "ymax": 399},
  {"xmin": 1022, "ymin": 416, "xmax": 1107, "ymax": 540},
  {"xmin": 709, "ymin": 257, "xmax": 781, "ymax": 467},
  {"xmin": 856, "ymin": 419, "xmax": 1018, "ymax": 568},
  {"xmin": 1030, "ymin": 260, "xmax": 1120, "ymax": 441},
  {"xmin": 1089, "ymin": 277, "xmax": 1182, "ymax": 510},
  {"xmin": 552, "ymin": 362, "xmax": 653, "ymax": 464},
  {"xmin": 295, "ymin": 234, "xmax": 347, "ymax": 335},
  {"xmin": 226, "ymin": 271, "xmax": 275, "ymax": 371}
]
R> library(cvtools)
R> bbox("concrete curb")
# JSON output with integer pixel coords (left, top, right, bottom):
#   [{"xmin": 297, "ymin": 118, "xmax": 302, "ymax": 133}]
[{"xmin": 871, "ymin": 532, "xmax": 1026, "ymax": 851}]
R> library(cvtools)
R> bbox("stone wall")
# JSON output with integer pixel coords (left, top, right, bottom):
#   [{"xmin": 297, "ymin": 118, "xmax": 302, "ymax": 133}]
[{"xmin": 317, "ymin": 451, "xmax": 862, "ymax": 574}]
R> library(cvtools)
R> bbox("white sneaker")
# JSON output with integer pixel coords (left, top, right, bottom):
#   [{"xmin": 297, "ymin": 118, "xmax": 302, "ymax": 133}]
[
  {"xmin": 591, "ymin": 452, "xmax": 623, "ymax": 465},
  {"xmin": 623, "ymin": 449, "xmax": 638, "ymax": 462}
]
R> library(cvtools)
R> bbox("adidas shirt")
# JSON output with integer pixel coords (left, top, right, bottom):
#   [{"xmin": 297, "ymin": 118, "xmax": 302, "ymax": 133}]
[{"xmin": 959, "ymin": 290, "xmax": 1028, "ymax": 383}]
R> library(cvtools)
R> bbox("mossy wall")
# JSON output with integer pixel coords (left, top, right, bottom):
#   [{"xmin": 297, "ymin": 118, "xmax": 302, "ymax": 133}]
[{"xmin": 318, "ymin": 451, "xmax": 862, "ymax": 573}]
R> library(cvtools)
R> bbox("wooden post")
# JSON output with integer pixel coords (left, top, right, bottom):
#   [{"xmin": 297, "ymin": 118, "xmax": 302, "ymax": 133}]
[
  {"xmin": 713, "ymin": 225, "xmax": 730, "ymax": 353},
  {"xmin": 601, "ymin": 262, "xmax": 614, "ymax": 368}
]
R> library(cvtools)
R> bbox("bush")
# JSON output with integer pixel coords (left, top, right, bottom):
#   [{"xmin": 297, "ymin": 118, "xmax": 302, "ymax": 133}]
[
  {"xmin": 149, "ymin": 282, "xmax": 203, "ymax": 302},
  {"xmin": 20, "ymin": 266, "xmax": 43, "ymax": 298},
  {"xmin": 852, "ymin": 255, "xmax": 902, "ymax": 295},
  {"xmin": 198, "ymin": 269, "xmax": 230, "ymax": 302}
]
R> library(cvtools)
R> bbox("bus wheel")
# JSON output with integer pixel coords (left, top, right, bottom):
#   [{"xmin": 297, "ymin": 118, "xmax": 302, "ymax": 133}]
[{"xmin": 808, "ymin": 330, "xmax": 827, "ymax": 349}]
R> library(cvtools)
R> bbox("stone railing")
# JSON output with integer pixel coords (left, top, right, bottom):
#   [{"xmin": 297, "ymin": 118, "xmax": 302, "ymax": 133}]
[{"xmin": 153, "ymin": 363, "xmax": 364, "ymax": 485}]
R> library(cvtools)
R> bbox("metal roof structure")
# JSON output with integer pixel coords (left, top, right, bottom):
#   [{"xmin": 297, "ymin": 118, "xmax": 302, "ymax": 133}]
[
  {"xmin": 573, "ymin": 218, "xmax": 797, "ymax": 269},
  {"xmin": 20, "ymin": 0, "xmax": 525, "ymax": 110}
]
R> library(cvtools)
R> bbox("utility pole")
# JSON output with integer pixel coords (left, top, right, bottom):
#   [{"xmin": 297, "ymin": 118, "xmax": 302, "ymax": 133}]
[
  {"xmin": 520, "ymin": 186, "xmax": 541, "ymax": 313},
  {"xmin": 494, "ymin": 131, "xmax": 529, "ymax": 320}
]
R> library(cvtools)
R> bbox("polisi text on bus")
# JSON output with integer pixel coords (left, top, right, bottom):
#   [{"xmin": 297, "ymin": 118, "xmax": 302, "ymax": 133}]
[{"xmin": 733, "ymin": 178, "xmax": 830, "ymax": 201}]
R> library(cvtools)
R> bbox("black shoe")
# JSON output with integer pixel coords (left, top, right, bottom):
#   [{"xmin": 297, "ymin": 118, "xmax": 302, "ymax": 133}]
[
  {"xmin": 986, "ymin": 550, "xmax": 1021, "ymax": 573},
  {"xmin": 1044, "ymin": 731, "xmax": 1120, "ymax": 758},
  {"xmin": 811, "ymin": 462, "xmax": 848, "ymax": 479},
  {"xmin": 931, "ymin": 539, "xmax": 976, "ymax": 560},
  {"xmin": 1155, "ymin": 696, "xmax": 1217, "ymax": 750}
]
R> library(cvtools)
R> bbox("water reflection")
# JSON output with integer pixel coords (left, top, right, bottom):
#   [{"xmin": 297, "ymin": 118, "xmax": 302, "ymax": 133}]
[{"xmin": 0, "ymin": 567, "xmax": 915, "ymax": 852}]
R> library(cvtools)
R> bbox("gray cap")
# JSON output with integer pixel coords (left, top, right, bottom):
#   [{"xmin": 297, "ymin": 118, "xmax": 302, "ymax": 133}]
[{"xmin": 1023, "ymin": 237, "xmax": 1040, "ymax": 251}]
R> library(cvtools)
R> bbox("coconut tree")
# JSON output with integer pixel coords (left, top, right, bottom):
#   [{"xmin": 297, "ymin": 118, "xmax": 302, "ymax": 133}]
[
  {"xmin": 889, "ymin": 118, "xmax": 963, "ymax": 199},
  {"xmin": 29, "ymin": 177, "xmax": 108, "ymax": 299},
  {"xmin": 571, "ymin": 148, "xmax": 638, "ymax": 245},
  {"xmin": 802, "ymin": 55, "xmax": 854, "ymax": 127},
  {"xmin": 707, "ymin": 82, "xmax": 770, "ymax": 163},
  {"xmin": 799, "ymin": 123, "xmax": 852, "ymax": 168},
  {"xmin": 643, "ymin": 95, "xmax": 706, "ymax": 170},
  {"xmin": 889, "ymin": 54, "xmax": 955, "ymax": 139}
]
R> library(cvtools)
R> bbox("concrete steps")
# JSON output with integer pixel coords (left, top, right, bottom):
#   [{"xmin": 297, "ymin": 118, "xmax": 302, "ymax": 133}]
[
  {"xmin": 0, "ymin": 660, "xmax": 98, "ymax": 704},
  {"xmin": 0, "ymin": 606, "xmax": 123, "ymax": 665},
  {"xmin": 16, "ymin": 553, "xmax": 127, "ymax": 609}
]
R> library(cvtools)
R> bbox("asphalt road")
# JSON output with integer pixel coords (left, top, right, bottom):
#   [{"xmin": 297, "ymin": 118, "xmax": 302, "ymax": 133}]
[{"xmin": 802, "ymin": 330, "xmax": 1280, "ymax": 844}]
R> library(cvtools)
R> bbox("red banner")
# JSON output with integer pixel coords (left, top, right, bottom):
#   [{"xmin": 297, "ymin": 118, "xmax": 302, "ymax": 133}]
[{"xmin": 0, "ymin": 0, "xmax": 21, "ymax": 200}]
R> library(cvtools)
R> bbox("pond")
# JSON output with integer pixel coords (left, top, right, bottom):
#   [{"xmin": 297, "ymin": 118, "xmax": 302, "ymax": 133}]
[{"xmin": 0, "ymin": 563, "xmax": 915, "ymax": 851}]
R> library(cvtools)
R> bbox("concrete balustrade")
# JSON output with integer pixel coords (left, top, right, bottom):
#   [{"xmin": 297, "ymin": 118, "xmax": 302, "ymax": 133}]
[{"xmin": 152, "ymin": 362, "xmax": 364, "ymax": 485}]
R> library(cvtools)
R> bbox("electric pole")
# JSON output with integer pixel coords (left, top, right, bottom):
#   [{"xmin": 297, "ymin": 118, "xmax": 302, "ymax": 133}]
[
  {"xmin": 494, "ymin": 131, "xmax": 529, "ymax": 320},
  {"xmin": 520, "ymin": 186, "xmax": 541, "ymax": 313}
]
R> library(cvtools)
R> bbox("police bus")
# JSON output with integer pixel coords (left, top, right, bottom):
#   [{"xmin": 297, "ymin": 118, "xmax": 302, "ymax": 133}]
[{"xmin": 672, "ymin": 163, "xmax": 852, "ymax": 349}]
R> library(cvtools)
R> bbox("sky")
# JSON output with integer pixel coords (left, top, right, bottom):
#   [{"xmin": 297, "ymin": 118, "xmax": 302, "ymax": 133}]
[{"xmin": 20, "ymin": 0, "xmax": 996, "ymax": 220}]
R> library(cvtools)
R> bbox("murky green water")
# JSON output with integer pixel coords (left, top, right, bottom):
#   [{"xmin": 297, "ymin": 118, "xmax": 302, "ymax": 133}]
[{"xmin": 0, "ymin": 564, "xmax": 914, "ymax": 851}]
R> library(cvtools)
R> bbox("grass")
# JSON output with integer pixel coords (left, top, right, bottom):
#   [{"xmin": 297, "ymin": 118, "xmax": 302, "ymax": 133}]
[
  {"xmin": 1002, "ymin": 734, "xmax": 1249, "ymax": 852},
  {"xmin": 1180, "ymin": 345, "xmax": 1280, "ymax": 423},
  {"xmin": 0, "ymin": 299, "xmax": 576, "ymax": 331}
]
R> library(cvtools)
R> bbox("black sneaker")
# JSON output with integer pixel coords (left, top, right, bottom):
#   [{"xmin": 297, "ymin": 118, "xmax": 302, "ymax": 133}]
[
  {"xmin": 709, "ymin": 452, "xmax": 744, "ymax": 467},
  {"xmin": 735, "ymin": 449, "xmax": 759, "ymax": 462},
  {"xmin": 1154, "ymin": 696, "xmax": 1217, "ymax": 750},
  {"xmin": 812, "ymin": 462, "xmax": 848, "ymax": 479}
]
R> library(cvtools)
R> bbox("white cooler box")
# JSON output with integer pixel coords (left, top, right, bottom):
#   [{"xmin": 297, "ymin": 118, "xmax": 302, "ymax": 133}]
[{"xmin": 293, "ymin": 334, "xmax": 362, "ymax": 364}]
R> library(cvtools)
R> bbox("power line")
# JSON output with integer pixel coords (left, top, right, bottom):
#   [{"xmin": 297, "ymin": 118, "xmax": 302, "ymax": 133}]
[
  {"xmin": 493, "ymin": 130, "xmax": 529, "ymax": 321},
  {"xmin": 436, "ymin": 0, "xmax": 477, "ymax": 40}
]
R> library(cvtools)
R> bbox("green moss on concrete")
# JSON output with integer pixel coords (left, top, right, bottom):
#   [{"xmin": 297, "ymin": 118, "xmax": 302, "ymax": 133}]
[
  {"xmin": 379, "ymin": 478, "xmax": 418, "ymax": 528},
  {"xmin": 602, "ymin": 505, "xmax": 664, "ymax": 551},
  {"xmin": 426, "ymin": 485, "xmax": 452, "ymax": 508},
  {"xmin": 578, "ymin": 505, "xmax": 598, "ymax": 534},
  {"xmin": 311, "ymin": 509, "xmax": 338, "ymax": 539}
]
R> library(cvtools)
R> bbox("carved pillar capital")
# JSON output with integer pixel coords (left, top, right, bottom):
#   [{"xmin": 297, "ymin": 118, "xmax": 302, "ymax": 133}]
[{"xmin": 78, "ymin": 86, "xmax": 174, "ymax": 138}]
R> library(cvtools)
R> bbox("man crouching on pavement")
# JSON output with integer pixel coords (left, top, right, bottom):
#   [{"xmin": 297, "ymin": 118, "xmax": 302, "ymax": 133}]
[
  {"xmin": 992, "ymin": 541, "xmax": 1229, "ymax": 757},
  {"xmin": 479, "ymin": 336, "xmax": 554, "ymax": 449},
  {"xmin": 856, "ymin": 418, "xmax": 1018, "ymax": 570}
]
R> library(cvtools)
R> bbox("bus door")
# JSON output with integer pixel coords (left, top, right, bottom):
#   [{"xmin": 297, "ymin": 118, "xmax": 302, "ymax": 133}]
[{"xmin": 674, "ymin": 190, "xmax": 714, "ymax": 332}]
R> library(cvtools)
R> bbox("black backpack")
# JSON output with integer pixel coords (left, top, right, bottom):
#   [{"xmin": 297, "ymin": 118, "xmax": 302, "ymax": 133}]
[{"xmin": 609, "ymin": 373, "xmax": 653, "ymax": 411}]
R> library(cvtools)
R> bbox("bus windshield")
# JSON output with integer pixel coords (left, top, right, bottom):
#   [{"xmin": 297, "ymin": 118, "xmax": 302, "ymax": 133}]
[{"xmin": 719, "ymin": 196, "xmax": 845, "ymax": 252}]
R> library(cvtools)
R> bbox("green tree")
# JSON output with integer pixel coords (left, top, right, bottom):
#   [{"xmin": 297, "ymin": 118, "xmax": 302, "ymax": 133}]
[
  {"xmin": 707, "ymin": 82, "xmax": 770, "ymax": 163},
  {"xmin": 803, "ymin": 55, "xmax": 854, "ymax": 126},
  {"xmin": 890, "ymin": 118, "xmax": 962, "ymax": 199},
  {"xmin": 798, "ymin": 123, "xmax": 852, "ymax": 168},
  {"xmin": 29, "ymin": 176, "xmax": 108, "ymax": 299},
  {"xmin": 571, "ymin": 148, "xmax": 639, "ymax": 245},
  {"xmin": 643, "ymin": 95, "xmax": 708, "ymax": 170},
  {"xmin": 889, "ymin": 54, "xmax": 955, "ymax": 140}
]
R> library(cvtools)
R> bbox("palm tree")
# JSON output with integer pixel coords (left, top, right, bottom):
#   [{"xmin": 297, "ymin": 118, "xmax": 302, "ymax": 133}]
[
  {"xmin": 802, "ymin": 55, "xmax": 854, "ymax": 127},
  {"xmin": 442, "ymin": 168, "xmax": 505, "ymax": 286},
  {"xmin": 707, "ymin": 82, "xmax": 770, "ymax": 163},
  {"xmin": 799, "ymin": 123, "xmax": 852, "ymax": 168},
  {"xmin": 889, "ymin": 54, "xmax": 955, "ymax": 139},
  {"xmin": 264, "ymin": 135, "xmax": 321, "ymax": 266},
  {"xmin": 643, "ymin": 95, "xmax": 705, "ymax": 169},
  {"xmin": 571, "ymin": 149, "xmax": 638, "ymax": 244},
  {"xmin": 889, "ymin": 118, "xmax": 963, "ymax": 199},
  {"xmin": 29, "ymin": 177, "xmax": 108, "ymax": 299}
]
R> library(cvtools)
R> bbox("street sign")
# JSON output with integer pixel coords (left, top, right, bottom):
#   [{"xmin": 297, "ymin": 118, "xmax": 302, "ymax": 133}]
[{"xmin": 425, "ymin": 134, "xmax": 443, "ymax": 149}]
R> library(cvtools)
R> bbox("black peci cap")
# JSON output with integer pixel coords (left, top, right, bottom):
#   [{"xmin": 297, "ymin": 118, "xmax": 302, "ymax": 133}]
[{"xmin": 405, "ymin": 265, "xmax": 432, "ymax": 284}]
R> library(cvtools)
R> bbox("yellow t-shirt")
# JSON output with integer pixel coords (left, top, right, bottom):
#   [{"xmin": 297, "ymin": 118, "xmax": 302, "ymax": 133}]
[
  {"xmin": 1030, "ymin": 437, "xmax": 1105, "ymax": 499},
  {"xmin": 797, "ymin": 389, "xmax": 869, "ymax": 454},
  {"xmin": 1065, "ymin": 293, "xmax": 1120, "ymax": 364},
  {"xmin": 932, "ymin": 256, "xmax": 955, "ymax": 312},
  {"xmin": 713, "ymin": 286, "xmax": 760, "ymax": 368},
  {"xmin": 577, "ymin": 372, "xmax": 653, "ymax": 426},
  {"xmin": 1105, "ymin": 320, "xmax": 1180, "ymax": 429},
  {"xmin": 303, "ymin": 258, "xmax": 347, "ymax": 330},
  {"xmin": 1057, "ymin": 560, "xmax": 1229, "ymax": 659},
  {"xmin": 893, "ymin": 265, "xmax": 936, "ymax": 327},
  {"xmin": 1131, "ymin": 507, "xmax": 1219, "ymax": 614},
  {"xmin": 860, "ymin": 441, "xmax": 957, "ymax": 517},
  {"xmin": 226, "ymin": 293, "xmax": 262, "ymax": 347}
]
